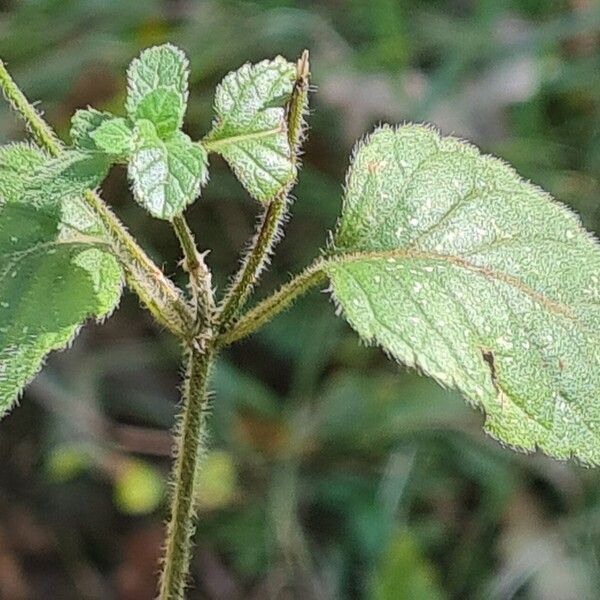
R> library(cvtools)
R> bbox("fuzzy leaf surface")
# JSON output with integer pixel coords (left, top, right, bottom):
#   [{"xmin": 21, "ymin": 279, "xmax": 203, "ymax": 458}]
[
  {"xmin": 71, "ymin": 108, "xmax": 115, "ymax": 150},
  {"xmin": 90, "ymin": 118, "xmax": 133, "ymax": 158},
  {"xmin": 0, "ymin": 144, "xmax": 122, "ymax": 417},
  {"xmin": 126, "ymin": 44, "xmax": 189, "ymax": 137},
  {"xmin": 24, "ymin": 150, "xmax": 111, "ymax": 205},
  {"xmin": 128, "ymin": 120, "xmax": 208, "ymax": 220},
  {"xmin": 327, "ymin": 125, "xmax": 600, "ymax": 464},
  {"xmin": 204, "ymin": 57, "xmax": 296, "ymax": 202},
  {"xmin": 71, "ymin": 110, "xmax": 133, "ymax": 158}
]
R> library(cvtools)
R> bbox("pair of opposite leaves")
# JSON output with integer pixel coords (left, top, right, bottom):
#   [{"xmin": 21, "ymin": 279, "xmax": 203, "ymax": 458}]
[{"xmin": 1, "ymin": 45, "xmax": 600, "ymax": 465}]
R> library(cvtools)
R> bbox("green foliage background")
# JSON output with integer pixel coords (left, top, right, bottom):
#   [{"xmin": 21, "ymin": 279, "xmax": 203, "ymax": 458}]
[{"xmin": 1, "ymin": 0, "xmax": 600, "ymax": 598}]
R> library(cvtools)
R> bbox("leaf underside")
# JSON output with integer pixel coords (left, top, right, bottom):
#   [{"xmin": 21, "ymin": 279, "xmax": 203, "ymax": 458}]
[
  {"xmin": 327, "ymin": 124, "xmax": 600, "ymax": 465},
  {"xmin": 205, "ymin": 57, "xmax": 297, "ymax": 202},
  {"xmin": 0, "ymin": 144, "xmax": 122, "ymax": 417}
]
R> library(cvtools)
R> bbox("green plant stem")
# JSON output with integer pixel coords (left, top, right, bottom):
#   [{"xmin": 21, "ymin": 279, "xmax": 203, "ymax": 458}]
[
  {"xmin": 0, "ymin": 59, "xmax": 63, "ymax": 154},
  {"xmin": 172, "ymin": 215, "xmax": 214, "ymax": 322},
  {"xmin": 216, "ymin": 50, "xmax": 310, "ymax": 329},
  {"xmin": 83, "ymin": 190, "xmax": 195, "ymax": 338},
  {"xmin": 218, "ymin": 259, "xmax": 327, "ymax": 347},
  {"xmin": 159, "ymin": 345, "xmax": 214, "ymax": 600},
  {"xmin": 218, "ymin": 196, "xmax": 288, "ymax": 326},
  {"xmin": 0, "ymin": 59, "xmax": 194, "ymax": 338}
]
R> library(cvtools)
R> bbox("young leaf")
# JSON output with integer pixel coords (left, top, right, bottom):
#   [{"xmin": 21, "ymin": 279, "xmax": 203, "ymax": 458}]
[
  {"xmin": 128, "ymin": 120, "xmax": 208, "ymax": 220},
  {"xmin": 126, "ymin": 44, "xmax": 189, "ymax": 138},
  {"xmin": 71, "ymin": 108, "xmax": 115, "ymax": 150},
  {"xmin": 326, "ymin": 124, "xmax": 600, "ymax": 464},
  {"xmin": 204, "ymin": 57, "xmax": 297, "ymax": 202},
  {"xmin": 71, "ymin": 109, "xmax": 133, "ymax": 158},
  {"xmin": 90, "ymin": 117, "xmax": 133, "ymax": 158},
  {"xmin": 0, "ymin": 143, "xmax": 122, "ymax": 417}
]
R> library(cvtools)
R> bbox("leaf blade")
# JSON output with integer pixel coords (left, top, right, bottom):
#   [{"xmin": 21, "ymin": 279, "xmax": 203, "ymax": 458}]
[
  {"xmin": 128, "ymin": 120, "xmax": 208, "ymax": 220},
  {"xmin": 71, "ymin": 110, "xmax": 133, "ymax": 158},
  {"xmin": 71, "ymin": 108, "xmax": 115, "ymax": 151},
  {"xmin": 90, "ymin": 117, "xmax": 133, "ymax": 158},
  {"xmin": 327, "ymin": 125, "xmax": 600, "ymax": 464},
  {"xmin": 0, "ymin": 144, "xmax": 122, "ymax": 416},
  {"xmin": 24, "ymin": 149, "xmax": 112, "ymax": 208},
  {"xmin": 126, "ymin": 44, "xmax": 189, "ymax": 137},
  {"xmin": 204, "ymin": 57, "xmax": 296, "ymax": 202}
]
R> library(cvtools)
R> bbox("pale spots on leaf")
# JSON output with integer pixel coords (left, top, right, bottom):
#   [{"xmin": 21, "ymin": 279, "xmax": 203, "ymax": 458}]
[
  {"xmin": 327, "ymin": 124, "xmax": 600, "ymax": 465},
  {"xmin": 204, "ymin": 57, "xmax": 297, "ymax": 202}
]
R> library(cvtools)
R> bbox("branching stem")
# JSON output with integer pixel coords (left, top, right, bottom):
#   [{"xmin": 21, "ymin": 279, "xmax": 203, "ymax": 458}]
[{"xmin": 1, "ymin": 51, "xmax": 320, "ymax": 600}]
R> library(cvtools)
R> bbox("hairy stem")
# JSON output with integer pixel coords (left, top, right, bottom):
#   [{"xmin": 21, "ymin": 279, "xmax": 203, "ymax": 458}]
[
  {"xmin": 172, "ymin": 215, "xmax": 214, "ymax": 323},
  {"xmin": 0, "ymin": 59, "xmax": 194, "ymax": 338},
  {"xmin": 218, "ymin": 259, "xmax": 327, "ymax": 347},
  {"xmin": 218, "ymin": 196, "xmax": 288, "ymax": 326},
  {"xmin": 216, "ymin": 50, "xmax": 310, "ymax": 328},
  {"xmin": 0, "ymin": 59, "xmax": 63, "ymax": 154},
  {"xmin": 159, "ymin": 346, "xmax": 214, "ymax": 600},
  {"xmin": 83, "ymin": 190, "xmax": 195, "ymax": 338}
]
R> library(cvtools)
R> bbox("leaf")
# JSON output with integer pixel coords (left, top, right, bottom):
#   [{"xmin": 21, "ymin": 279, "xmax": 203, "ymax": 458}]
[
  {"xmin": 25, "ymin": 150, "xmax": 112, "ymax": 205},
  {"xmin": 326, "ymin": 124, "xmax": 600, "ymax": 464},
  {"xmin": 133, "ymin": 88, "xmax": 185, "ymax": 139},
  {"xmin": 0, "ymin": 144, "xmax": 122, "ymax": 417},
  {"xmin": 125, "ymin": 43, "xmax": 189, "ymax": 137},
  {"xmin": 128, "ymin": 120, "xmax": 208, "ymax": 220},
  {"xmin": 71, "ymin": 108, "xmax": 115, "ymax": 150},
  {"xmin": 0, "ymin": 142, "xmax": 46, "ymax": 201},
  {"xmin": 204, "ymin": 57, "xmax": 296, "ymax": 202},
  {"xmin": 90, "ymin": 117, "xmax": 133, "ymax": 158},
  {"xmin": 71, "ymin": 109, "xmax": 133, "ymax": 159}
]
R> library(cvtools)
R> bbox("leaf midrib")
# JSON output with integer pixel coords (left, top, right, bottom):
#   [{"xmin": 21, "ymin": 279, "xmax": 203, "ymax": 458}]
[
  {"xmin": 327, "ymin": 247, "xmax": 579, "ymax": 322},
  {"xmin": 204, "ymin": 126, "xmax": 284, "ymax": 151}
]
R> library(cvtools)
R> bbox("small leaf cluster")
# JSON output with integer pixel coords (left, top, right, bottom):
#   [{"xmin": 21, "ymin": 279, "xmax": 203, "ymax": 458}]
[
  {"xmin": 0, "ymin": 44, "xmax": 298, "ymax": 415},
  {"xmin": 69, "ymin": 44, "xmax": 297, "ymax": 219}
]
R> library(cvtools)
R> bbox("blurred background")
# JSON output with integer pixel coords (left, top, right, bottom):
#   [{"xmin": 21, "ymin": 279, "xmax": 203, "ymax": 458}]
[{"xmin": 1, "ymin": 0, "xmax": 600, "ymax": 598}]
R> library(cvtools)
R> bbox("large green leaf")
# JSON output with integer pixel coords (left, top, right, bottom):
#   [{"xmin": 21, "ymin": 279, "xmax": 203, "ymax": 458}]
[
  {"xmin": 0, "ymin": 144, "xmax": 122, "ymax": 417},
  {"xmin": 204, "ymin": 57, "xmax": 296, "ymax": 202},
  {"xmin": 326, "ymin": 124, "xmax": 600, "ymax": 464},
  {"xmin": 128, "ymin": 120, "xmax": 208, "ymax": 220},
  {"xmin": 126, "ymin": 44, "xmax": 189, "ymax": 138}
]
